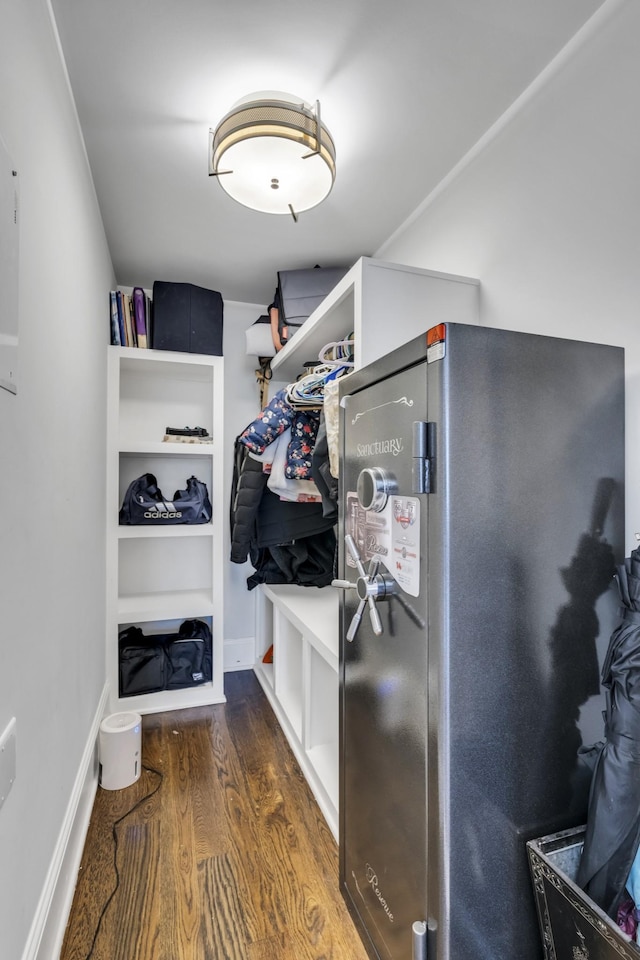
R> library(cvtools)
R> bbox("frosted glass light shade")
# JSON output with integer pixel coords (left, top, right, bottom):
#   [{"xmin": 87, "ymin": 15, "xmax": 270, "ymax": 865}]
[{"xmin": 210, "ymin": 94, "xmax": 336, "ymax": 217}]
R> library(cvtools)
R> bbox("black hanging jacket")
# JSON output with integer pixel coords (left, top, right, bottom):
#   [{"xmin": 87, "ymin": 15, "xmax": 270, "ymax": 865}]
[{"xmin": 229, "ymin": 439, "xmax": 268, "ymax": 564}]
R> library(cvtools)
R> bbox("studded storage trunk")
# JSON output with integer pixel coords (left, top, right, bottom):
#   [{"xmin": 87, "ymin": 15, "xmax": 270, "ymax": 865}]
[{"xmin": 527, "ymin": 827, "xmax": 640, "ymax": 960}]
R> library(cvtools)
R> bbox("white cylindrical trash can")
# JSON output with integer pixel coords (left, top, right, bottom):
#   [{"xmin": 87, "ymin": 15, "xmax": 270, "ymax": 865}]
[{"xmin": 99, "ymin": 712, "xmax": 142, "ymax": 790}]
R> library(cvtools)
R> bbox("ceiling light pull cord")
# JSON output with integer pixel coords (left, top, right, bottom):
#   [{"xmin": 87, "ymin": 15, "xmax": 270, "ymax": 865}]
[{"xmin": 82, "ymin": 763, "xmax": 164, "ymax": 960}]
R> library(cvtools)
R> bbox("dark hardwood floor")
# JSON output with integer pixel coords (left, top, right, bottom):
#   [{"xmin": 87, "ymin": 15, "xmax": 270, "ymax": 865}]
[{"xmin": 59, "ymin": 670, "xmax": 369, "ymax": 960}]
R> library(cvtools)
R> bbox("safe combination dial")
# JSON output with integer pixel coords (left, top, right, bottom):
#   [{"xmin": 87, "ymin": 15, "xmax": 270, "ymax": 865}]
[{"xmin": 357, "ymin": 466, "xmax": 396, "ymax": 512}]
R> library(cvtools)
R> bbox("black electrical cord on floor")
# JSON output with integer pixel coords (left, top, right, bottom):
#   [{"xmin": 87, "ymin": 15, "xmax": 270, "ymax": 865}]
[{"xmin": 82, "ymin": 763, "xmax": 164, "ymax": 960}]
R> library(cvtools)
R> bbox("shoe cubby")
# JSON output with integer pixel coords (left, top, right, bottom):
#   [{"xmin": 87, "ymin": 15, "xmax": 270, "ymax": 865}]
[
  {"xmin": 118, "ymin": 452, "xmax": 214, "ymax": 512},
  {"xmin": 273, "ymin": 609, "xmax": 304, "ymax": 741},
  {"xmin": 118, "ymin": 353, "xmax": 216, "ymax": 449},
  {"xmin": 254, "ymin": 583, "xmax": 339, "ymax": 838},
  {"xmin": 305, "ymin": 644, "xmax": 339, "ymax": 815}
]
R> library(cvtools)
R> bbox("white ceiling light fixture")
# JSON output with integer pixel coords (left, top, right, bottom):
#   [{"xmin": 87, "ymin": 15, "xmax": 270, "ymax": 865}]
[{"xmin": 209, "ymin": 92, "xmax": 336, "ymax": 222}]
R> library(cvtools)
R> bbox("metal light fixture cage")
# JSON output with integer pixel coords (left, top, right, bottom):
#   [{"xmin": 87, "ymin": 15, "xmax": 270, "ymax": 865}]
[{"xmin": 209, "ymin": 93, "xmax": 336, "ymax": 220}]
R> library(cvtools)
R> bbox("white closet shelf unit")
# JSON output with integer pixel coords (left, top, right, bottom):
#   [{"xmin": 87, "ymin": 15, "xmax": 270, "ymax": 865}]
[
  {"xmin": 269, "ymin": 256, "xmax": 480, "ymax": 381},
  {"xmin": 253, "ymin": 256, "xmax": 480, "ymax": 839},
  {"xmin": 254, "ymin": 584, "xmax": 340, "ymax": 839},
  {"xmin": 107, "ymin": 345, "xmax": 225, "ymax": 715}
]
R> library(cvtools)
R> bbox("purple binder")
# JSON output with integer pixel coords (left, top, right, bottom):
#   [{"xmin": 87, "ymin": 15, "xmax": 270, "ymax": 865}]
[{"xmin": 132, "ymin": 287, "xmax": 148, "ymax": 348}]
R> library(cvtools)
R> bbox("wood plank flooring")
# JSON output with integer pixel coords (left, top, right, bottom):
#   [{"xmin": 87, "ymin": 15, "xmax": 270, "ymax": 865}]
[{"xmin": 60, "ymin": 670, "xmax": 370, "ymax": 960}]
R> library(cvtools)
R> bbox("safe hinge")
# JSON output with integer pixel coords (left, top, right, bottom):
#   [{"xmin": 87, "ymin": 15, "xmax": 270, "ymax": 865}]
[
  {"xmin": 412, "ymin": 421, "xmax": 435, "ymax": 494},
  {"xmin": 412, "ymin": 920, "xmax": 427, "ymax": 959}
]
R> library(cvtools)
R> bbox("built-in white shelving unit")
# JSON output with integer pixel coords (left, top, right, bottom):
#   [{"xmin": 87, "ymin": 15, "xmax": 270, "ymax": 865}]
[
  {"xmin": 253, "ymin": 256, "xmax": 480, "ymax": 833},
  {"xmin": 106, "ymin": 346, "xmax": 225, "ymax": 714},
  {"xmin": 254, "ymin": 584, "xmax": 339, "ymax": 839},
  {"xmin": 270, "ymin": 256, "xmax": 479, "ymax": 381}
]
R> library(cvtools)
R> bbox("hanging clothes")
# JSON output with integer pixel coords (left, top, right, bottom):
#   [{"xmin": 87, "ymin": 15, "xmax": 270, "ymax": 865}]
[
  {"xmin": 239, "ymin": 388, "xmax": 321, "ymax": 481},
  {"xmin": 230, "ymin": 351, "xmax": 352, "ymax": 590},
  {"xmin": 311, "ymin": 417, "xmax": 338, "ymax": 522},
  {"xmin": 323, "ymin": 375, "xmax": 347, "ymax": 478},
  {"xmin": 229, "ymin": 440, "xmax": 268, "ymax": 564},
  {"xmin": 253, "ymin": 429, "xmax": 322, "ymax": 502},
  {"xmin": 239, "ymin": 388, "xmax": 294, "ymax": 453},
  {"xmin": 229, "ymin": 436, "xmax": 335, "ymax": 588}
]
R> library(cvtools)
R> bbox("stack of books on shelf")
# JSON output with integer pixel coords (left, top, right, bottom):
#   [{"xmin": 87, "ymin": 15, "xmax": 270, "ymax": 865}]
[{"xmin": 110, "ymin": 287, "xmax": 152, "ymax": 348}]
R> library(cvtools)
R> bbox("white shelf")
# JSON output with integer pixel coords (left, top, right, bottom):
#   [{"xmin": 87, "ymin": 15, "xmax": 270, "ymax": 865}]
[
  {"xmin": 119, "ymin": 441, "xmax": 214, "ymax": 455},
  {"xmin": 270, "ymin": 256, "xmax": 480, "ymax": 381},
  {"xmin": 117, "ymin": 588, "xmax": 214, "ymax": 623},
  {"xmin": 117, "ymin": 524, "xmax": 213, "ymax": 539},
  {"xmin": 261, "ymin": 583, "xmax": 338, "ymax": 669},
  {"xmin": 115, "ymin": 681, "xmax": 219, "ymax": 717},
  {"xmin": 117, "ymin": 345, "xmax": 217, "ymax": 371},
  {"xmin": 107, "ymin": 346, "xmax": 225, "ymax": 713}
]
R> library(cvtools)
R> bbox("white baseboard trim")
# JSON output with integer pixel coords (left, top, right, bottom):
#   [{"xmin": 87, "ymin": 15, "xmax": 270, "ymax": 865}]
[
  {"xmin": 21, "ymin": 683, "xmax": 110, "ymax": 960},
  {"xmin": 223, "ymin": 635, "xmax": 256, "ymax": 672}
]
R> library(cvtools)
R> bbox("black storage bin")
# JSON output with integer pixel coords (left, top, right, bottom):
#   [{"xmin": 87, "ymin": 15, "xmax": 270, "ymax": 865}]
[
  {"xmin": 151, "ymin": 281, "xmax": 223, "ymax": 355},
  {"xmin": 119, "ymin": 620, "xmax": 212, "ymax": 697},
  {"xmin": 527, "ymin": 826, "xmax": 640, "ymax": 959}
]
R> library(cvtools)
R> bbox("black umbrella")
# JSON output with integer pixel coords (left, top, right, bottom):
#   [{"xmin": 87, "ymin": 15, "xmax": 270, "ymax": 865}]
[{"xmin": 577, "ymin": 545, "xmax": 640, "ymax": 918}]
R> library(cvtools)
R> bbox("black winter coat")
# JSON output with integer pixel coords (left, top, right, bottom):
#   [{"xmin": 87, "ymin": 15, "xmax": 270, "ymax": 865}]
[{"xmin": 229, "ymin": 440, "xmax": 267, "ymax": 564}]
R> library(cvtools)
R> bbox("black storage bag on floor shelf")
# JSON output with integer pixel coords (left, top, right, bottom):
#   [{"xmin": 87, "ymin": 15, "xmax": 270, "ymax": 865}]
[
  {"xmin": 119, "ymin": 620, "xmax": 212, "ymax": 697},
  {"xmin": 119, "ymin": 626, "xmax": 167, "ymax": 696},
  {"xmin": 119, "ymin": 473, "xmax": 212, "ymax": 525},
  {"xmin": 275, "ymin": 265, "xmax": 349, "ymax": 346},
  {"xmin": 151, "ymin": 281, "xmax": 223, "ymax": 355},
  {"xmin": 166, "ymin": 619, "xmax": 212, "ymax": 689}
]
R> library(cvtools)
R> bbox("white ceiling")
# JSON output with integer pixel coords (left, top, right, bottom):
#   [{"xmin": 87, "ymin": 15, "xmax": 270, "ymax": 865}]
[{"xmin": 50, "ymin": 0, "xmax": 606, "ymax": 306}]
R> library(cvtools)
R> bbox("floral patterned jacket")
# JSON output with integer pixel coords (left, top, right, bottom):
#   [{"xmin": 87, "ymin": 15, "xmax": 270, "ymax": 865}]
[{"xmin": 238, "ymin": 389, "xmax": 320, "ymax": 480}]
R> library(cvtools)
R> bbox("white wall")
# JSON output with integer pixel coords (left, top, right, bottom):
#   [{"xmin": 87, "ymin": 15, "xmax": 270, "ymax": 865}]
[
  {"xmin": 378, "ymin": 0, "xmax": 639, "ymax": 552},
  {"xmin": 0, "ymin": 3, "xmax": 275, "ymax": 947},
  {"xmin": 0, "ymin": 3, "xmax": 114, "ymax": 959}
]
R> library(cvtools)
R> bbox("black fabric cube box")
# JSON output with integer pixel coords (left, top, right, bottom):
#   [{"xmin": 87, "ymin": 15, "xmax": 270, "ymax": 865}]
[{"xmin": 152, "ymin": 281, "xmax": 223, "ymax": 355}]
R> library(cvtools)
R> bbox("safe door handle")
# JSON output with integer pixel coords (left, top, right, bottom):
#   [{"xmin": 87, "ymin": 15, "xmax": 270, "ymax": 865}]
[{"xmin": 332, "ymin": 535, "xmax": 395, "ymax": 641}]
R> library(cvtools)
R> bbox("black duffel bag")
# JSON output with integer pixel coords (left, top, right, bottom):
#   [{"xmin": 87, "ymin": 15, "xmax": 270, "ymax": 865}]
[
  {"xmin": 119, "ymin": 473, "xmax": 212, "ymax": 525},
  {"xmin": 118, "ymin": 626, "xmax": 167, "ymax": 696},
  {"xmin": 119, "ymin": 619, "xmax": 212, "ymax": 697}
]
